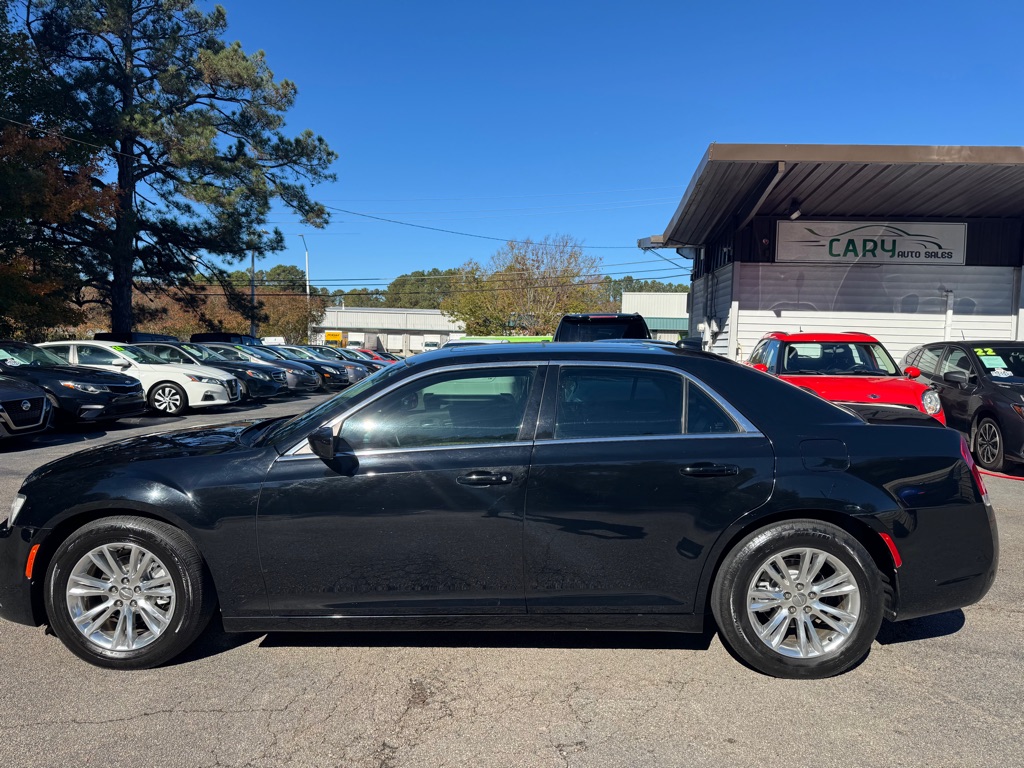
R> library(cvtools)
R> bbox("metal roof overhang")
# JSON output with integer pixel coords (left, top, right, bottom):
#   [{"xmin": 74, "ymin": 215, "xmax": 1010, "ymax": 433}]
[{"xmin": 640, "ymin": 143, "xmax": 1024, "ymax": 249}]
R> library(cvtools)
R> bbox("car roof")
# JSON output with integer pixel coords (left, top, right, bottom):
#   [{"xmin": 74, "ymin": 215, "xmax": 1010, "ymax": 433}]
[
  {"xmin": 403, "ymin": 341, "xmax": 723, "ymax": 369},
  {"xmin": 39, "ymin": 339, "xmax": 129, "ymax": 348},
  {"xmin": 762, "ymin": 331, "xmax": 880, "ymax": 343}
]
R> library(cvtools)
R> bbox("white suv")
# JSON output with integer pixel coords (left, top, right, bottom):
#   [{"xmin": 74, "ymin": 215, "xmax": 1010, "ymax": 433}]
[{"xmin": 40, "ymin": 340, "xmax": 241, "ymax": 416}]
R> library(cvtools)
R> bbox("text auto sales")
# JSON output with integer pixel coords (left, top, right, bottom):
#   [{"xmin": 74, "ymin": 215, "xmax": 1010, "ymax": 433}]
[{"xmin": 827, "ymin": 239, "xmax": 956, "ymax": 260}]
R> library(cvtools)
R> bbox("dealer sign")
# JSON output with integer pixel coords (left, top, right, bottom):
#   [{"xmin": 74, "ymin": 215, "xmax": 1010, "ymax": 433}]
[{"xmin": 776, "ymin": 221, "xmax": 967, "ymax": 265}]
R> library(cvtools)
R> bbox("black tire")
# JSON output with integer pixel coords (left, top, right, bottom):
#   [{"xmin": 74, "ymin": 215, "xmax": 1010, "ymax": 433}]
[
  {"xmin": 44, "ymin": 516, "xmax": 216, "ymax": 670},
  {"xmin": 149, "ymin": 382, "xmax": 187, "ymax": 416},
  {"xmin": 711, "ymin": 519, "xmax": 884, "ymax": 679},
  {"xmin": 974, "ymin": 417, "xmax": 1005, "ymax": 473}
]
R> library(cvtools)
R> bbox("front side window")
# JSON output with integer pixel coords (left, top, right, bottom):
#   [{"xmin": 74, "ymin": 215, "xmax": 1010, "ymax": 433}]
[
  {"xmin": 77, "ymin": 345, "xmax": 123, "ymax": 366},
  {"xmin": 941, "ymin": 348, "xmax": 974, "ymax": 376},
  {"xmin": 339, "ymin": 368, "xmax": 537, "ymax": 450},
  {"xmin": 0, "ymin": 344, "xmax": 69, "ymax": 367}
]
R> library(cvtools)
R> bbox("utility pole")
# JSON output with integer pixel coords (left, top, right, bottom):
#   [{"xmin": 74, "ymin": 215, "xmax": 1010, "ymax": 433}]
[
  {"xmin": 249, "ymin": 229, "xmax": 268, "ymax": 337},
  {"xmin": 299, "ymin": 234, "xmax": 310, "ymax": 305}
]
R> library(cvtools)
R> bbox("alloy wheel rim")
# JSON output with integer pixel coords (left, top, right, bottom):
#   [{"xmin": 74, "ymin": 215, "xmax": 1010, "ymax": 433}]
[
  {"xmin": 65, "ymin": 542, "xmax": 176, "ymax": 651},
  {"xmin": 153, "ymin": 387, "xmax": 181, "ymax": 412},
  {"xmin": 977, "ymin": 423, "xmax": 999, "ymax": 466},
  {"xmin": 746, "ymin": 547, "xmax": 861, "ymax": 659}
]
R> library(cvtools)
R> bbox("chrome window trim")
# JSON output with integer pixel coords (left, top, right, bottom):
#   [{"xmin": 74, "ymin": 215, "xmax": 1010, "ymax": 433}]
[
  {"xmin": 535, "ymin": 432, "xmax": 763, "ymax": 447},
  {"xmin": 551, "ymin": 359, "xmax": 760, "ymax": 436},
  {"xmin": 277, "ymin": 439, "xmax": 529, "ymax": 462},
  {"xmin": 281, "ymin": 360, "xmax": 550, "ymax": 457}
]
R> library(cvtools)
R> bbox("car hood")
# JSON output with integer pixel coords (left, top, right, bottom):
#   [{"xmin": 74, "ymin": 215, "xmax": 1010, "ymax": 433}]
[
  {"xmin": 1, "ymin": 363, "xmax": 139, "ymax": 385},
  {"xmin": 24, "ymin": 422, "xmax": 254, "ymax": 483},
  {"xmin": 781, "ymin": 374, "xmax": 929, "ymax": 409},
  {"xmin": 137, "ymin": 362, "xmax": 233, "ymax": 380},
  {"xmin": 0, "ymin": 374, "xmax": 45, "ymax": 397}
]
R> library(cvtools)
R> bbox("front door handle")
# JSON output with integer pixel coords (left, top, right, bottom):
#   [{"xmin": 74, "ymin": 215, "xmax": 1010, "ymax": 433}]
[
  {"xmin": 457, "ymin": 471, "xmax": 513, "ymax": 486},
  {"xmin": 680, "ymin": 463, "xmax": 740, "ymax": 478}
]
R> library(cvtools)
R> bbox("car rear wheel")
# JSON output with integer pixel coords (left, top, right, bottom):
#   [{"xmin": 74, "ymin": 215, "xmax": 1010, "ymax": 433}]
[
  {"xmin": 711, "ymin": 519, "xmax": 884, "ymax": 679},
  {"xmin": 974, "ymin": 417, "xmax": 1005, "ymax": 472},
  {"xmin": 44, "ymin": 516, "xmax": 215, "ymax": 669},
  {"xmin": 149, "ymin": 382, "xmax": 186, "ymax": 415}
]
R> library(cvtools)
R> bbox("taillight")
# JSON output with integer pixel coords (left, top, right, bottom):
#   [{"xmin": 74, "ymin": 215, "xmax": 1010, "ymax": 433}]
[{"xmin": 960, "ymin": 435, "xmax": 989, "ymax": 501}]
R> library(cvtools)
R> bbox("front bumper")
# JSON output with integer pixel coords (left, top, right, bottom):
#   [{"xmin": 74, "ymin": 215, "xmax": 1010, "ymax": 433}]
[
  {"xmin": 188, "ymin": 379, "xmax": 243, "ymax": 409},
  {"xmin": 64, "ymin": 393, "xmax": 146, "ymax": 421},
  {"xmin": 0, "ymin": 398, "xmax": 52, "ymax": 439},
  {"xmin": 0, "ymin": 519, "xmax": 42, "ymax": 627},
  {"xmin": 244, "ymin": 378, "xmax": 288, "ymax": 399}
]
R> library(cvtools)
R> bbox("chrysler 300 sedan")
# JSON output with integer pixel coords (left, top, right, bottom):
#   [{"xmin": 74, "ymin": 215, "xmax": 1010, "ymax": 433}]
[{"xmin": 0, "ymin": 343, "xmax": 998, "ymax": 678}]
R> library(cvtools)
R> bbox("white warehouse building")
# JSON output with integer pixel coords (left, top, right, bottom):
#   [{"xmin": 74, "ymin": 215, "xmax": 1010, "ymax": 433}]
[
  {"xmin": 620, "ymin": 291, "xmax": 689, "ymax": 341},
  {"xmin": 311, "ymin": 307, "xmax": 465, "ymax": 354}
]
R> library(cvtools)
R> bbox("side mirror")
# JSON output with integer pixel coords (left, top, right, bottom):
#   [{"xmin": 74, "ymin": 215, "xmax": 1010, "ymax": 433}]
[
  {"xmin": 904, "ymin": 366, "xmax": 921, "ymax": 379},
  {"xmin": 113, "ymin": 358, "xmax": 132, "ymax": 368},
  {"xmin": 943, "ymin": 370, "xmax": 969, "ymax": 386},
  {"xmin": 752, "ymin": 363, "xmax": 769, "ymax": 373},
  {"xmin": 308, "ymin": 426, "xmax": 356, "ymax": 467}
]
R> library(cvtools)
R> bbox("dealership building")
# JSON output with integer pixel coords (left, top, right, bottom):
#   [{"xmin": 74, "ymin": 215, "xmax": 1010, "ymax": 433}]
[{"xmin": 639, "ymin": 144, "xmax": 1024, "ymax": 361}]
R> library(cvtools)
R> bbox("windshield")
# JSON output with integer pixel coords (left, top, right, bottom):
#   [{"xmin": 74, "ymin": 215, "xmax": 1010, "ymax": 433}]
[
  {"xmin": 110, "ymin": 344, "xmax": 166, "ymax": 364},
  {"xmin": 781, "ymin": 342, "xmax": 898, "ymax": 375},
  {"xmin": 976, "ymin": 346, "xmax": 1024, "ymax": 378},
  {"xmin": 281, "ymin": 346, "xmax": 315, "ymax": 360},
  {"xmin": 305, "ymin": 346, "xmax": 340, "ymax": 359},
  {"xmin": 239, "ymin": 345, "xmax": 284, "ymax": 362},
  {"xmin": 346, "ymin": 349, "xmax": 373, "ymax": 360},
  {"xmin": 0, "ymin": 344, "xmax": 70, "ymax": 367},
  {"xmin": 260, "ymin": 362, "xmax": 408, "ymax": 447},
  {"xmin": 180, "ymin": 343, "xmax": 227, "ymax": 362}
]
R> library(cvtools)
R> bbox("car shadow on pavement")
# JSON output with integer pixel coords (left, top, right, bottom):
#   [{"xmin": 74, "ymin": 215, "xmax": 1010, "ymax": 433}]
[{"xmin": 875, "ymin": 610, "xmax": 966, "ymax": 645}]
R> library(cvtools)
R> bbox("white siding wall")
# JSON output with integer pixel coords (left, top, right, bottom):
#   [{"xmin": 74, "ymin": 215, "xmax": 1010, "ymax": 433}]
[{"xmin": 621, "ymin": 292, "xmax": 688, "ymax": 316}]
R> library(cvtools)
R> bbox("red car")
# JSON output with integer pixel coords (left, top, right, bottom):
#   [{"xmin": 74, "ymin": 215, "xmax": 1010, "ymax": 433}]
[{"xmin": 746, "ymin": 332, "xmax": 946, "ymax": 424}]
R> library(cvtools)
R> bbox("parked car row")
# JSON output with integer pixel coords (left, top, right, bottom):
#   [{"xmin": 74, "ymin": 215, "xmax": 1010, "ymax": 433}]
[
  {"xmin": 0, "ymin": 339, "xmax": 997, "ymax": 678},
  {"xmin": 0, "ymin": 336, "xmax": 377, "ymax": 442},
  {"xmin": 741, "ymin": 330, "xmax": 1024, "ymax": 474}
]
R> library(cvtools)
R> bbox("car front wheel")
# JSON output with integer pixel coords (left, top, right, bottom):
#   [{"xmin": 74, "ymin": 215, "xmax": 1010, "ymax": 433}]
[
  {"xmin": 149, "ymin": 382, "xmax": 187, "ymax": 415},
  {"xmin": 44, "ymin": 516, "xmax": 215, "ymax": 669},
  {"xmin": 974, "ymin": 417, "xmax": 1004, "ymax": 472},
  {"xmin": 711, "ymin": 519, "xmax": 884, "ymax": 679}
]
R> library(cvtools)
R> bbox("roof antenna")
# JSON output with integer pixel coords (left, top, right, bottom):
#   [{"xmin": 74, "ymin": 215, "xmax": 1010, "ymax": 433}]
[{"xmin": 961, "ymin": 330, "xmax": 966, "ymax": 340}]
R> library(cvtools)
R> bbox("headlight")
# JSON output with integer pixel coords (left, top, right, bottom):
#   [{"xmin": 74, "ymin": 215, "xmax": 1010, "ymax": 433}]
[
  {"xmin": 344, "ymin": 365, "xmax": 359, "ymax": 373},
  {"xmin": 186, "ymin": 375, "xmax": 224, "ymax": 386},
  {"xmin": 245, "ymin": 370, "xmax": 270, "ymax": 380},
  {"xmin": 323, "ymin": 367, "xmax": 341, "ymax": 375},
  {"xmin": 60, "ymin": 381, "xmax": 110, "ymax": 394},
  {"xmin": 9, "ymin": 494, "xmax": 26, "ymax": 526},
  {"xmin": 922, "ymin": 389, "xmax": 942, "ymax": 415},
  {"xmin": 286, "ymin": 368, "xmax": 303, "ymax": 375}
]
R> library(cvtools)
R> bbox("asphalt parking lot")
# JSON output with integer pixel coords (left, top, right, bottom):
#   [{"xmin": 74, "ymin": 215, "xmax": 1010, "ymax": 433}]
[{"xmin": 0, "ymin": 398, "xmax": 1021, "ymax": 768}]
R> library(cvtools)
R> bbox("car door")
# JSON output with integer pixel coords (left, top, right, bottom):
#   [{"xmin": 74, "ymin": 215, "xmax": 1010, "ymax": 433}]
[
  {"xmin": 936, "ymin": 346, "xmax": 982, "ymax": 434},
  {"xmin": 256, "ymin": 363, "xmax": 546, "ymax": 615},
  {"xmin": 524, "ymin": 362, "xmax": 775, "ymax": 614}
]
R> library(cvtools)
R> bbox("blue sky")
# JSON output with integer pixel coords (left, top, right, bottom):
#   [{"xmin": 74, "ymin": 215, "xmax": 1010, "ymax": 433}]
[{"xmin": 218, "ymin": 0, "xmax": 1024, "ymax": 292}]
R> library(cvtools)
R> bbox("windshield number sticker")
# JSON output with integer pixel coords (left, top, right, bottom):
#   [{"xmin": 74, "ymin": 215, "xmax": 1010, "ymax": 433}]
[
  {"xmin": 973, "ymin": 348, "xmax": 1008, "ymax": 369},
  {"xmin": 112, "ymin": 346, "xmax": 125, "ymax": 351}
]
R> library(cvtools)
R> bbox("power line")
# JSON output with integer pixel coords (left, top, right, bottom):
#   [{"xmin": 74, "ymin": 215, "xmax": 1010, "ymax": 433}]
[
  {"xmin": 323, "ymin": 205, "xmax": 639, "ymax": 248},
  {"xmin": 311, "ymin": 186, "xmax": 682, "ymax": 202}
]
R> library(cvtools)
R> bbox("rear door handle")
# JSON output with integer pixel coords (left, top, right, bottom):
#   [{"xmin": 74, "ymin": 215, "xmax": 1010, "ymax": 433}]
[
  {"xmin": 457, "ymin": 472, "xmax": 513, "ymax": 486},
  {"xmin": 680, "ymin": 463, "xmax": 740, "ymax": 478}
]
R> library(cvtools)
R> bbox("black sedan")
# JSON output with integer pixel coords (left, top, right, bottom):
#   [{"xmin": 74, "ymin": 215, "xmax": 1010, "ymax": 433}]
[
  {"xmin": 133, "ymin": 342, "xmax": 287, "ymax": 401},
  {"xmin": 0, "ymin": 341, "xmax": 146, "ymax": 423},
  {"xmin": 306, "ymin": 345, "xmax": 388, "ymax": 372},
  {"xmin": 261, "ymin": 345, "xmax": 351, "ymax": 389},
  {"xmin": 903, "ymin": 340, "xmax": 1024, "ymax": 472},
  {"xmin": 0, "ymin": 374, "xmax": 53, "ymax": 440},
  {"xmin": 0, "ymin": 344, "xmax": 998, "ymax": 678}
]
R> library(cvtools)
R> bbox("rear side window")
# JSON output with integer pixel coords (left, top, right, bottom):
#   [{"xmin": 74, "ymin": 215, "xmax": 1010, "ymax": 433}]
[
  {"xmin": 554, "ymin": 367, "xmax": 682, "ymax": 438},
  {"xmin": 43, "ymin": 345, "xmax": 71, "ymax": 362},
  {"xmin": 554, "ymin": 316, "xmax": 650, "ymax": 342},
  {"xmin": 916, "ymin": 346, "xmax": 944, "ymax": 376},
  {"xmin": 941, "ymin": 348, "xmax": 974, "ymax": 376},
  {"xmin": 553, "ymin": 367, "xmax": 740, "ymax": 439}
]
